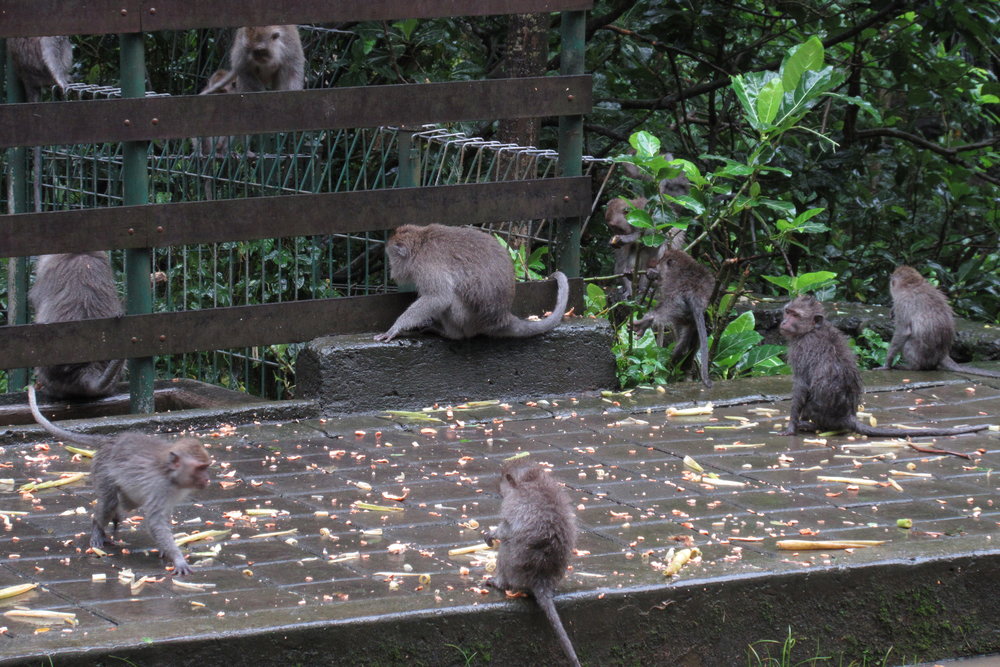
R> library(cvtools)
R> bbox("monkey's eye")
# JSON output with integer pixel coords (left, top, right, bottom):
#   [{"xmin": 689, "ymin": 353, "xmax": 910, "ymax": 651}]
[{"xmin": 271, "ymin": 32, "xmax": 280, "ymax": 40}]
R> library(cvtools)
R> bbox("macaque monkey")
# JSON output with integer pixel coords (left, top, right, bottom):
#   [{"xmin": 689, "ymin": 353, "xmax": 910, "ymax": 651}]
[
  {"xmin": 605, "ymin": 196, "xmax": 685, "ymax": 299},
  {"xmin": 197, "ymin": 68, "xmax": 237, "ymax": 156},
  {"xmin": 6, "ymin": 36, "xmax": 73, "ymax": 212},
  {"xmin": 199, "ymin": 25, "xmax": 304, "ymax": 94},
  {"xmin": 482, "ymin": 458, "xmax": 580, "ymax": 667},
  {"xmin": 880, "ymin": 265, "xmax": 1000, "ymax": 377},
  {"xmin": 374, "ymin": 224, "xmax": 569, "ymax": 341},
  {"xmin": 28, "ymin": 386, "xmax": 211, "ymax": 575},
  {"xmin": 29, "ymin": 253, "xmax": 124, "ymax": 400},
  {"xmin": 779, "ymin": 295, "xmax": 988, "ymax": 437},
  {"xmin": 632, "ymin": 248, "xmax": 714, "ymax": 388}
]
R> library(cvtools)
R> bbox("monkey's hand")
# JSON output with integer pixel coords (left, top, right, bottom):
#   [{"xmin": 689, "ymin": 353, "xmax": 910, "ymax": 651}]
[
  {"xmin": 632, "ymin": 315, "xmax": 654, "ymax": 334},
  {"xmin": 171, "ymin": 556, "xmax": 194, "ymax": 576},
  {"xmin": 481, "ymin": 528, "xmax": 497, "ymax": 547},
  {"xmin": 374, "ymin": 328, "xmax": 399, "ymax": 342}
]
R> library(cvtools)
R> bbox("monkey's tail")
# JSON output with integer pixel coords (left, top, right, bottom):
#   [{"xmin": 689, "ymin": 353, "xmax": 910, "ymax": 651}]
[
  {"xmin": 853, "ymin": 419, "xmax": 988, "ymax": 437},
  {"xmin": 940, "ymin": 357, "xmax": 1000, "ymax": 378},
  {"xmin": 687, "ymin": 294, "xmax": 713, "ymax": 388},
  {"xmin": 496, "ymin": 271, "xmax": 569, "ymax": 337},
  {"xmin": 535, "ymin": 590, "xmax": 581, "ymax": 667},
  {"xmin": 27, "ymin": 385, "xmax": 104, "ymax": 448}
]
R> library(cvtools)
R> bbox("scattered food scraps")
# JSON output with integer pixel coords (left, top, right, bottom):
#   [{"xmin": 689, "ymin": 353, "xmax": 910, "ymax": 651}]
[{"xmin": 776, "ymin": 540, "xmax": 884, "ymax": 550}]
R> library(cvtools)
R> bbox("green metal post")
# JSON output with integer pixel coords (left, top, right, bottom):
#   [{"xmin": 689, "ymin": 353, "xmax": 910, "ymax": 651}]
[
  {"xmin": 4, "ymin": 44, "xmax": 30, "ymax": 391},
  {"xmin": 556, "ymin": 10, "xmax": 587, "ymax": 278},
  {"xmin": 120, "ymin": 33, "xmax": 154, "ymax": 413},
  {"xmin": 396, "ymin": 128, "xmax": 418, "ymax": 188}
]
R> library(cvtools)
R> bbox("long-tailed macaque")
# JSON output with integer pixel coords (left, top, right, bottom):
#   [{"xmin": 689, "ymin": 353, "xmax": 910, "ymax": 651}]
[
  {"xmin": 880, "ymin": 265, "xmax": 1000, "ymax": 377},
  {"xmin": 605, "ymin": 196, "xmax": 685, "ymax": 299},
  {"xmin": 632, "ymin": 248, "xmax": 713, "ymax": 387},
  {"xmin": 28, "ymin": 387, "xmax": 211, "ymax": 575},
  {"xmin": 780, "ymin": 295, "xmax": 988, "ymax": 437},
  {"xmin": 199, "ymin": 25, "xmax": 304, "ymax": 94},
  {"xmin": 375, "ymin": 224, "xmax": 568, "ymax": 341},
  {"xmin": 6, "ymin": 36, "xmax": 73, "ymax": 212},
  {"xmin": 29, "ymin": 253, "xmax": 124, "ymax": 399},
  {"xmin": 482, "ymin": 458, "xmax": 580, "ymax": 667}
]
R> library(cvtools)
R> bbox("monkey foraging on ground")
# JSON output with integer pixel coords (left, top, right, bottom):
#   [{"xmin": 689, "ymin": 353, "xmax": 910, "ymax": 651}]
[
  {"xmin": 199, "ymin": 25, "xmax": 304, "ymax": 94},
  {"xmin": 197, "ymin": 69, "xmax": 237, "ymax": 156},
  {"xmin": 28, "ymin": 386, "xmax": 211, "ymax": 575},
  {"xmin": 605, "ymin": 196, "xmax": 685, "ymax": 300},
  {"xmin": 879, "ymin": 265, "xmax": 1000, "ymax": 378},
  {"xmin": 632, "ymin": 248, "xmax": 714, "ymax": 388},
  {"xmin": 374, "ymin": 224, "xmax": 569, "ymax": 341},
  {"xmin": 29, "ymin": 253, "xmax": 125, "ymax": 400},
  {"xmin": 779, "ymin": 295, "xmax": 989, "ymax": 437},
  {"xmin": 482, "ymin": 458, "xmax": 580, "ymax": 667},
  {"xmin": 6, "ymin": 36, "xmax": 73, "ymax": 213}
]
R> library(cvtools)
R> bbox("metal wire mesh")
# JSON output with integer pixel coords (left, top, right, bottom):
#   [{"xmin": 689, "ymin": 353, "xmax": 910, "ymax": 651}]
[{"xmin": 2, "ymin": 25, "xmax": 604, "ymax": 398}]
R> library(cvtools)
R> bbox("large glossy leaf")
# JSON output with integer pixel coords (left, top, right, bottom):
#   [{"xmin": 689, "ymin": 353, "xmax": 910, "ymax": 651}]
[
  {"xmin": 731, "ymin": 72, "xmax": 781, "ymax": 131},
  {"xmin": 630, "ymin": 131, "xmax": 661, "ymax": 158},
  {"xmin": 780, "ymin": 36, "xmax": 824, "ymax": 91},
  {"xmin": 756, "ymin": 77, "xmax": 784, "ymax": 126},
  {"xmin": 793, "ymin": 271, "xmax": 837, "ymax": 293}
]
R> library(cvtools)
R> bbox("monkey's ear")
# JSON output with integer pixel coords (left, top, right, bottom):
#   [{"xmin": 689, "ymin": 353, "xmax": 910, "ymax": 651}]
[
  {"xmin": 388, "ymin": 243, "xmax": 409, "ymax": 259},
  {"xmin": 813, "ymin": 313, "xmax": 824, "ymax": 325},
  {"xmin": 168, "ymin": 451, "xmax": 182, "ymax": 470},
  {"xmin": 523, "ymin": 467, "xmax": 540, "ymax": 483},
  {"xmin": 504, "ymin": 472, "xmax": 517, "ymax": 487}
]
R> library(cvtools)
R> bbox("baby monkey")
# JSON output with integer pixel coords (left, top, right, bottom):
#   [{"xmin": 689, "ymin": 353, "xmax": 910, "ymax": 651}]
[
  {"xmin": 632, "ymin": 248, "xmax": 713, "ymax": 387},
  {"xmin": 375, "ymin": 224, "xmax": 568, "ymax": 341},
  {"xmin": 779, "ymin": 295, "xmax": 988, "ymax": 437},
  {"xmin": 28, "ymin": 387, "xmax": 211, "ymax": 575},
  {"xmin": 482, "ymin": 457, "xmax": 580, "ymax": 666},
  {"xmin": 880, "ymin": 265, "xmax": 1000, "ymax": 377}
]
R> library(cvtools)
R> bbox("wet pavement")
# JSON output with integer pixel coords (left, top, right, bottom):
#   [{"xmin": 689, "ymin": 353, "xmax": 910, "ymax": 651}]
[{"xmin": 0, "ymin": 368, "xmax": 998, "ymax": 665}]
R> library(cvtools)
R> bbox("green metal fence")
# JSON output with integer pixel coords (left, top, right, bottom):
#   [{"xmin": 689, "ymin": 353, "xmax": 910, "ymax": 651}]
[{"xmin": 1, "ymin": 3, "xmax": 593, "ymax": 409}]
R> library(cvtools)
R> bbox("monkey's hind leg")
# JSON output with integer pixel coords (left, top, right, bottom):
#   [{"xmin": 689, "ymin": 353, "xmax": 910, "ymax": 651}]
[
  {"xmin": 147, "ymin": 512, "xmax": 194, "ymax": 575},
  {"xmin": 91, "ymin": 486, "xmax": 120, "ymax": 549}
]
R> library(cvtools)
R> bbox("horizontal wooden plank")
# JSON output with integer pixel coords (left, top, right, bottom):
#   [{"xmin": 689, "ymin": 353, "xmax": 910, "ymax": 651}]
[
  {"xmin": 0, "ymin": 1, "xmax": 142, "ymax": 38},
  {"xmin": 0, "ymin": 76, "xmax": 591, "ymax": 148},
  {"xmin": 0, "ymin": 279, "xmax": 584, "ymax": 368},
  {"xmin": 0, "ymin": 1, "xmax": 592, "ymax": 37},
  {"xmin": 142, "ymin": 1, "xmax": 593, "ymax": 32},
  {"xmin": 0, "ymin": 177, "xmax": 592, "ymax": 256}
]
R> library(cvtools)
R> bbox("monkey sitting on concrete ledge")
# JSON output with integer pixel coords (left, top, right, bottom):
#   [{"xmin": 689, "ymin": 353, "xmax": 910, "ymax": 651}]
[
  {"xmin": 375, "ymin": 224, "xmax": 568, "ymax": 341},
  {"xmin": 779, "ymin": 294, "xmax": 988, "ymax": 437}
]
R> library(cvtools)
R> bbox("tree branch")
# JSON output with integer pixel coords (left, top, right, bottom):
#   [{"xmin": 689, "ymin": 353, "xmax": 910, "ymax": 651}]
[{"xmin": 854, "ymin": 128, "xmax": 1000, "ymax": 185}]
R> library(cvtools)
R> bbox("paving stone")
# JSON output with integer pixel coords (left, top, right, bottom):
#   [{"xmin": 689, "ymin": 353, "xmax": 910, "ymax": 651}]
[{"xmin": 1, "ymin": 374, "xmax": 999, "ymax": 665}]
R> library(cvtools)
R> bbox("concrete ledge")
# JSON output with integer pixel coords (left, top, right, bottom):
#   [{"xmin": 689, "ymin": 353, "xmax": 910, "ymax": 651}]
[{"xmin": 295, "ymin": 318, "xmax": 617, "ymax": 413}]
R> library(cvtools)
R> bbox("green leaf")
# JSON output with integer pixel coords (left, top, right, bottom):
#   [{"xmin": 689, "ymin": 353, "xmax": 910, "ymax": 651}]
[
  {"xmin": 626, "ymin": 208, "xmax": 654, "ymax": 229},
  {"xmin": 792, "ymin": 271, "xmax": 837, "ymax": 293},
  {"xmin": 585, "ymin": 282, "xmax": 606, "ymax": 311},
  {"xmin": 760, "ymin": 199, "xmax": 795, "ymax": 215},
  {"xmin": 661, "ymin": 194, "xmax": 705, "ymax": 215},
  {"xmin": 723, "ymin": 310, "xmax": 757, "ymax": 336},
  {"xmin": 762, "ymin": 275, "xmax": 794, "ymax": 293},
  {"xmin": 780, "ymin": 36, "xmax": 824, "ymax": 91},
  {"xmin": 739, "ymin": 344, "xmax": 788, "ymax": 373},
  {"xmin": 756, "ymin": 77, "xmax": 784, "ymax": 126},
  {"xmin": 731, "ymin": 72, "xmax": 781, "ymax": 131},
  {"xmin": 825, "ymin": 93, "xmax": 883, "ymax": 123},
  {"xmin": 629, "ymin": 131, "xmax": 661, "ymax": 158},
  {"xmin": 393, "ymin": 19, "xmax": 419, "ymax": 41},
  {"xmin": 773, "ymin": 67, "xmax": 845, "ymax": 128},
  {"xmin": 714, "ymin": 330, "xmax": 763, "ymax": 368},
  {"xmin": 665, "ymin": 158, "xmax": 707, "ymax": 186}
]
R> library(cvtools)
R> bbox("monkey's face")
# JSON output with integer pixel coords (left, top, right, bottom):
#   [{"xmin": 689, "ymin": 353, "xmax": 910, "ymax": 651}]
[
  {"xmin": 780, "ymin": 296, "xmax": 823, "ymax": 339},
  {"xmin": 246, "ymin": 26, "xmax": 285, "ymax": 63}
]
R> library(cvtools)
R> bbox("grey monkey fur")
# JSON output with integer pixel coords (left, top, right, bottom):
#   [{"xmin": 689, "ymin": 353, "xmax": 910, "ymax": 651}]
[
  {"xmin": 375, "ymin": 224, "xmax": 569, "ymax": 341},
  {"xmin": 880, "ymin": 265, "xmax": 1000, "ymax": 378},
  {"xmin": 199, "ymin": 25, "xmax": 304, "ymax": 95},
  {"xmin": 29, "ymin": 252, "xmax": 124, "ymax": 400},
  {"xmin": 28, "ymin": 386, "xmax": 211, "ymax": 575},
  {"xmin": 780, "ymin": 294, "xmax": 988, "ymax": 437},
  {"xmin": 632, "ymin": 248, "xmax": 714, "ymax": 388},
  {"xmin": 482, "ymin": 458, "xmax": 580, "ymax": 667}
]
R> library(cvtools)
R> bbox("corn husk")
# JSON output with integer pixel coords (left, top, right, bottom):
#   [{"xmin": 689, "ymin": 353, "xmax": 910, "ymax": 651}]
[
  {"xmin": 4, "ymin": 609, "xmax": 78, "ymax": 626},
  {"xmin": 174, "ymin": 529, "xmax": 230, "ymax": 547},
  {"xmin": 18, "ymin": 472, "xmax": 86, "ymax": 493},
  {"xmin": 448, "ymin": 543, "xmax": 492, "ymax": 556},
  {"xmin": 817, "ymin": 475, "xmax": 880, "ymax": 487},
  {"xmin": 667, "ymin": 403, "xmax": 714, "ymax": 417},
  {"xmin": 663, "ymin": 547, "xmax": 702, "ymax": 576},
  {"xmin": 0, "ymin": 583, "xmax": 36, "ymax": 600},
  {"xmin": 776, "ymin": 540, "xmax": 884, "ymax": 550}
]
